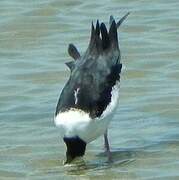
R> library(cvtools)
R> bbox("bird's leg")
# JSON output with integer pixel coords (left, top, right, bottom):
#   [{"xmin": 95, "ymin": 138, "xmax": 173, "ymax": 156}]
[{"xmin": 104, "ymin": 129, "xmax": 112, "ymax": 162}]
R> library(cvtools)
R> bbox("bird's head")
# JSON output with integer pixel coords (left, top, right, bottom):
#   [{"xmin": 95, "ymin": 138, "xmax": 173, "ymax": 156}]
[{"xmin": 63, "ymin": 136, "xmax": 86, "ymax": 164}]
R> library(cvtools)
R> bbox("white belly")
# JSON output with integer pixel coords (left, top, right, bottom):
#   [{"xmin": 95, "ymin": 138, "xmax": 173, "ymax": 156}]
[{"xmin": 54, "ymin": 82, "xmax": 120, "ymax": 143}]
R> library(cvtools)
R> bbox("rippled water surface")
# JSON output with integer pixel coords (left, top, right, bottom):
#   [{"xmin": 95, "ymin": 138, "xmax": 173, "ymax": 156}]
[{"xmin": 1, "ymin": 0, "xmax": 179, "ymax": 179}]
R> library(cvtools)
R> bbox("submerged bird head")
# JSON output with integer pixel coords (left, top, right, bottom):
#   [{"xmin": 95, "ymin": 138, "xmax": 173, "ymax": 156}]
[{"xmin": 63, "ymin": 136, "xmax": 86, "ymax": 164}]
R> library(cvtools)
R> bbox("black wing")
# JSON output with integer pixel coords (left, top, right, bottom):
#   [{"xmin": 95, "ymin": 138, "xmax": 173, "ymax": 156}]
[{"xmin": 55, "ymin": 63, "xmax": 122, "ymax": 118}]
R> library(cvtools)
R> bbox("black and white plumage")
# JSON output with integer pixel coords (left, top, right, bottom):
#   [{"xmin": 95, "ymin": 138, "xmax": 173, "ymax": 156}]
[{"xmin": 54, "ymin": 13, "xmax": 129, "ymax": 164}]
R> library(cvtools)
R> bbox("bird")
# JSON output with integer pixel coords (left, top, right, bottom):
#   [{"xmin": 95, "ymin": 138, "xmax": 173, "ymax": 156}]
[{"xmin": 54, "ymin": 13, "xmax": 129, "ymax": 164}]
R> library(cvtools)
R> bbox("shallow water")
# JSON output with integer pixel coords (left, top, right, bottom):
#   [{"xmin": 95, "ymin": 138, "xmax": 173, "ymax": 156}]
[{"xmin": 1, "ymin": 0, "xmax": 179, "ymax": 179}]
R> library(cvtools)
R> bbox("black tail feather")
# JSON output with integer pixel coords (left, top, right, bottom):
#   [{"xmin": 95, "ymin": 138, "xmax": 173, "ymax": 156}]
[
  {"xmin": 86, "ymin": 13, "xmax": 129, "ymax": 56},
  {"xmin": 100, "ymin": 23, "xmax": 110, "ymax": 50},
  {"xmin": 68, "ymin": 44, "xmax": 81, "ymax": 60},
  {"xmin": 109, "ymin": 20, "xmax": 118, "ymax": 49},
  {"xmin": 116, "ymin": 12, "xmax": 130, "ymax": 28}
]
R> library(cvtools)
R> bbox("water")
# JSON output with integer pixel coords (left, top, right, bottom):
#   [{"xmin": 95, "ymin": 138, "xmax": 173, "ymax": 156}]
[{"xmin": 0, "ymin": 0, "xmax": 179, "ymax": 179}]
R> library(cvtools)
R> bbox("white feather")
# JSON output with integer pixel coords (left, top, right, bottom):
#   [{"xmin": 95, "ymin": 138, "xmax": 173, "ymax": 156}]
[
  {"xmin": 74, "ymin": 88, "xmax": 80, "ymax": 105},
  {"xmin": 54, "ymin": 81, "xmax": 120, "ymax": 143}
]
